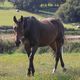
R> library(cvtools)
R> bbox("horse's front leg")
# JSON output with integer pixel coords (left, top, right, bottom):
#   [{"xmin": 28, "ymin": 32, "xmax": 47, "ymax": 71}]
[
  {"xmin": 26, "ymin": 46, "xmax": 37, "ymax": 76},
  {"xmin": 29, "ymin": 46, "xmax": 38, "ymax": 76},
  {"xmin": 24, "ymin": 46, "xmax": 31, "ymax": 76},
  {"xmin": 29, "ymin": 52, "xmax": 35, "ymax": 76}
]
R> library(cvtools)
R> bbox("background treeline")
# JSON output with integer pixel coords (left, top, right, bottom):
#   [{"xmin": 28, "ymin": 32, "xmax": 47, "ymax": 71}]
[
  {"xmin": 9, "ymin": 0, "xmax": 80, "ymax": 23},
  {"xmin": 9, "ymin": 0, "xmax": 66, "ymax": 10},
  {"xmin": 0, "ymin": 0, "xmax": 80, "ymax": 23}
]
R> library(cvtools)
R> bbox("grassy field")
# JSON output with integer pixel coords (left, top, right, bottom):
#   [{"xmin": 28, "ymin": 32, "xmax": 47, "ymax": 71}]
[
  {"xmin": 0, "ymin": 9, "xmax": 44, "ymax": 26},
  {"xmin": 0, "ymin": 1, "xmax": 44, "ymax": 26},
  {"xmin": 0, "ymin": 9, "xmax": 76, "ymax": 29},
  {"xmin": 0, "ymin": 53, "xmax": 80, "ymax": 80},
  {"xmin": 0, "ymin": 1, "xmax": 78, "ymax": 29}
]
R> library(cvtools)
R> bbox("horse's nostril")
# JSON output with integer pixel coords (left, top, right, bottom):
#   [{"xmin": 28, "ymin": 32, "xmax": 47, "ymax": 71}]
[{"xmin": 15, "ymin": 41, "xmax": 21, "ymax": 47}]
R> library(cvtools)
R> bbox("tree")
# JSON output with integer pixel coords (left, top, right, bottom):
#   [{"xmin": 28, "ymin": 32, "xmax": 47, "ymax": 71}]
[
  {"xmin": 55, "ymin": 0, "xmax": 80, "ymax": 23},
  {"xmin": 10, "ymin": 0, "xmax": 66, "ymax": 11},
  {"xmin": 10, "ymin": 0, "xmax": 33, "ymax": 9}
]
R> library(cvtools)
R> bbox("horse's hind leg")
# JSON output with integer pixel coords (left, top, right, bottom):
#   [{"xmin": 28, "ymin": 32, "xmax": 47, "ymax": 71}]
[
  {"xmin": 24, "ymin": 46, "xmax": 31, "ymax": 76},
  {"xmin": 50, "ymin": 41, "xmax": 66, "ymax": 74},
  {"xmin": 55, "ymin": 42, "xmax": 66, "ymax": 72},
  {"xmin": 50, "ymin": 42, "xmax": 60, "ymax": 74},
  {"xmin": 60, "ymin": 46, "xmax": 66, "ymax": 72}
]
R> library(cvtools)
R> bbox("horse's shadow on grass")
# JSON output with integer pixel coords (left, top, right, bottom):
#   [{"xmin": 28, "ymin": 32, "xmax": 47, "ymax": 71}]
[
  {"xmin": 34, "ymin": 67, "xmax": 80, "ymax": 80},
  {"xmin": 55, "ymin": 67, "xmax": 80, "ymax": 80},
  {"xmin": 0, "ymin": 72, "xmax": 8, "ymax": 77}
]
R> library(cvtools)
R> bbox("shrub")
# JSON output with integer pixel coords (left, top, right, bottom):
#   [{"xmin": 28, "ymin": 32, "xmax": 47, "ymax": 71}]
[{"xmin": 55, "ymin": 0, "xmax": 80, "ymax": 23}]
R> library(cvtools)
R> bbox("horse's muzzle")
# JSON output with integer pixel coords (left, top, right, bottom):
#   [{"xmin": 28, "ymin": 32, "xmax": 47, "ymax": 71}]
[{"xmin": 15, "ymin": 40, "xmax": 21, "ymax": 47}]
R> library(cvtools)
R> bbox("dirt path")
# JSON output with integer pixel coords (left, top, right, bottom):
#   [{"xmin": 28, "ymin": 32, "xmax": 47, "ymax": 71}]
[
  {"xmin": 0, "ymin": 33, "xmax": 80, "ymax": 42},
  {"xmin": 0, "ymin": 33, "xmax": 15, "ymax": 42},
  {"xmin": 65, "ymin": 35, "xmax": 80, "ymax": 42}
]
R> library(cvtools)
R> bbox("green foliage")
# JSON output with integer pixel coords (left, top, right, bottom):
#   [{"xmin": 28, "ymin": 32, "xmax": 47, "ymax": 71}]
[
  {"xmin": 0, "ymin": 0, "xmax": 14, "ymax": 9},
  {"xmin": 55, "ymin": 0, "xmax": 80, "ymax": 23},
  {"xmin": 0, "ymin": 40, "xmax": 15, "ymax": 54},
  {"xmin": 37, "ymin": 42, "xmax": 80, "ymax": 54},
  {"xmin": 10, "ymin": 0, "xmax": 66, "ymax": 11},
  {"xmin": 1, "ymin": 41, "xmax": 80, "ymax": 54}
]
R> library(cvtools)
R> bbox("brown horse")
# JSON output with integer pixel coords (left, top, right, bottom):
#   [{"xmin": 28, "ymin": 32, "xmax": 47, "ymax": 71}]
[{"xmin": 13, "ymin": 16, "xmax": 66, "ymax": 76}]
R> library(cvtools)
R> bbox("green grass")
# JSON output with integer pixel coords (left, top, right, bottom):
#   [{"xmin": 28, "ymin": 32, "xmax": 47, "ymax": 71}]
[
  {"xmin": 0, "ymin": 53, "xmax": 80, "ymax": 80},
  {"xmin": 0, "ymin": 9, "xmax": 44, "ymax": 26},
  {"xmin": 0, "ymin": 9, "xmax": 77, "ymax": 30}
]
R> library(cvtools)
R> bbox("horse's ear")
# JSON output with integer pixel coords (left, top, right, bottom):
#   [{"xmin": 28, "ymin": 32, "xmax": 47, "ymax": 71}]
[
  {"xmin": 13, "ymin": 16, "xmax": 17, "ymax": 23},
  {"xmin": 21, "ymin": 16, "xmax": 23, "ymax": 22}
]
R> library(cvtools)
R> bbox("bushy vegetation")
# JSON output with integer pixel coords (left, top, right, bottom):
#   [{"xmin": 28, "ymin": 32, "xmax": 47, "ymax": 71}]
[
  {"xmin": 55, "ymin": 0, "xmax": 80, "ymax": 23},
  {"xmin": 0, "ymin": 38, "xmax": 15, "ymax": 54},
  {"xmin": 63, "ymin": 42, "xmax": 80, "ymax": 53},
  {"xmin": 0, "ymin": 0, "xmax": 14, "ymax": 9},
  {"xmin": 0, "ymin": 40, "xmax": 80, "ymax": 54},
  {"xmin": 38, "ymin": 42, "xmax": 80, "ymax": 54}
]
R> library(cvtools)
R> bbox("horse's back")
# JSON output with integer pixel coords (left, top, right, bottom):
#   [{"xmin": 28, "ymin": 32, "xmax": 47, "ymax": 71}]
[{"xmin": 38, "ymin": 18, "xmax": 64, "ymax": 46}]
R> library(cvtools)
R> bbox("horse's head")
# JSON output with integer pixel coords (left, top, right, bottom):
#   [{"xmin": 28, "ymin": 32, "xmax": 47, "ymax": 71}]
[
  {"xmin": 13, "ymin": 16, "xmax": 36, "ymax": 47},
  {"xmin": 13, "ymin": 16, "xmax": 24, "ymax": 47}
]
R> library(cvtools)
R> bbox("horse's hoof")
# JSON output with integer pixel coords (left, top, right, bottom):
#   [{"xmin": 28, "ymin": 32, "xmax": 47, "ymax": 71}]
[
  {"xmin": 63, "ymin": 67, "xmax": 67, "ymax": 72},
  {"xmin": 52, "ymin": 68, "xmax": 56, "ymax": 74},
  {"xmin": 27, "ymin": 74, "xmax": 30, "ymax": 77},
  {"xmin": 27, "ymin": 72, "xmax": 31, "ymax": 77},
  {"xmin": 32, "ymin": 73, "xmax": 34, "ymax": 76},
  {"xmin": 32, "ymin": 70, "xmax": 35, "ymax": 76}
]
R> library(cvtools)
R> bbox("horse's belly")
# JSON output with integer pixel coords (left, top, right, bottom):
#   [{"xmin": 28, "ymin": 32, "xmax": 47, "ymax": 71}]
[{"xmin": 39, "ymin": 32, "xmax": 57, "ymax": 46}]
